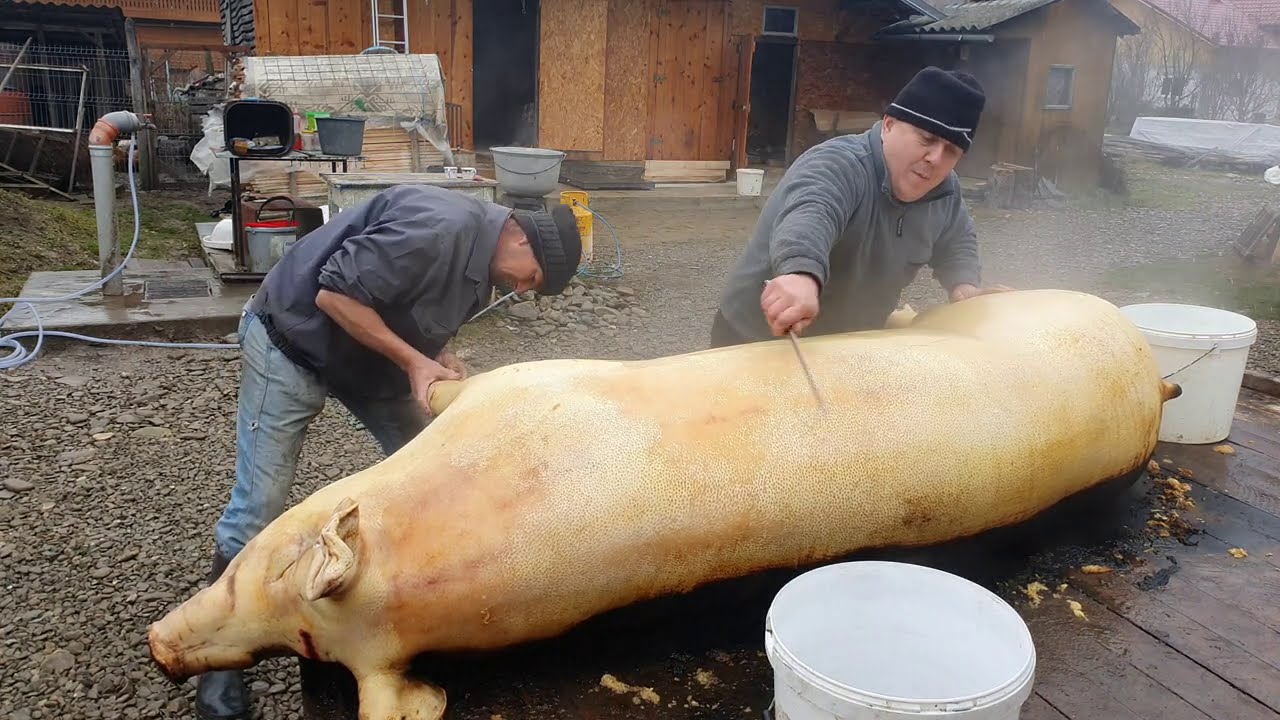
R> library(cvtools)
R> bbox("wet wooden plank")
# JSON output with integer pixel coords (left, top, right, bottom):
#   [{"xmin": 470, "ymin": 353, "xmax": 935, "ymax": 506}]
[
  {"xmin": 1167, "ymin": 539, "xmax": 1280, "ymax": 635},
  {"xmin": 1072, "ymin": 568, "xmax": 1280, "ymax": 714},
  {"xmin": 1226, "ymin": 389, "xmax": 1280, "ymax": 459},
  {"xmin": 1178, "ymin": 481, "xmax": 1280, "ymax": 570},
  {"xmin": 1155, "ymin": 441, "xmax": 1280, "ymax": 519},
  {"xmin": 1022, "ymin": 694, "xmax": 1070, "ymax": 719},
  {"xmin": 1021, "ymin": 592, "xmax": 1215, "ymax": 720}
]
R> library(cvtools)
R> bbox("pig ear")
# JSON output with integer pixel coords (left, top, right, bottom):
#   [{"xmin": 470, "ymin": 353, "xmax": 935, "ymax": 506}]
[{"xmin": 302, "ymin": 498, "xmax": 361, "ymax": 602}]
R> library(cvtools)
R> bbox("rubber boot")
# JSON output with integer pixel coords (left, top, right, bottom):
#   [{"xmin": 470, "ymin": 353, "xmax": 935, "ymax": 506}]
[{"xmin": 193, "ymin": 550, "xmax": 250, "ymax": 720}]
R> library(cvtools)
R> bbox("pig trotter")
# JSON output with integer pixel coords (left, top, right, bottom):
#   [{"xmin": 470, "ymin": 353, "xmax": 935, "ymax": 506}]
[
  {"xmin": 355, "ymin": 672, "xmax": 446, "ymax": 720},
  {"xmin": 194, "ymin": 549, "xmax": 250, "ymax": 720}
]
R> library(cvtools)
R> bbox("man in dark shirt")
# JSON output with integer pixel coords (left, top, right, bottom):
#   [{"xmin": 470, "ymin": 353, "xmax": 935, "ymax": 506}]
[{"xmin": 193, "ymin": 184, "xmax": 581, "ymax": 719}]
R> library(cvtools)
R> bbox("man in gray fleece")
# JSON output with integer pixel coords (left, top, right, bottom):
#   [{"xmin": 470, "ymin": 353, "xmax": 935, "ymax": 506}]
[{"xmin": 712, "ymin": 66, "xmax": 1009, "ymax": 346}]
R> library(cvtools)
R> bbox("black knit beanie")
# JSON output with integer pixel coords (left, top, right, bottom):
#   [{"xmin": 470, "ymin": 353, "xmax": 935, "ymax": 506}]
[
  {"xmin": 884, "ymin": 66, "xmax": 986, "ymax": 152},
  {"xmin": 511, "ymin": 205, "xmax": 582, "ymax": 296}
]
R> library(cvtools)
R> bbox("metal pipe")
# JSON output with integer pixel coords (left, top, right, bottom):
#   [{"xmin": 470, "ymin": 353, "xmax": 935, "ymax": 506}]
[
  {"xmin": 89, "ymin": 144, "xmax": 122, "ymax": 296},
  {"xmin": 87, "ymin": 110, "xmax": 149, "ymax": 296}
]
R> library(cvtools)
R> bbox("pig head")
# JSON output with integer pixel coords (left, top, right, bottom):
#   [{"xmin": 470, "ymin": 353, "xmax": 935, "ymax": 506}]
[{"xmin": 147, "ymin": 497, "xmax": 365, "ymax": 680}]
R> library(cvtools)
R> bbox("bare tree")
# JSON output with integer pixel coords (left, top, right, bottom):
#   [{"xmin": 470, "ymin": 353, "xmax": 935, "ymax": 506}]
[
  {"xmin": 1199, "ymin": 30, "xmax": 1280, "ymax": 122},
  {"xmin": 1109, "ymin": 28, "xmax": 1156, "ymax": 131},
  {"xmin": 1150, "ymin": 0, "xmax": 1206, "ymax": 113}
]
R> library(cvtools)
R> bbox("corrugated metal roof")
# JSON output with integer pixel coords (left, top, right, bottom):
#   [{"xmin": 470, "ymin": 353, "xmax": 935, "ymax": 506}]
[{"xmin": 906, "ymin": 0, "xmax": 1060, "ymax": 32}]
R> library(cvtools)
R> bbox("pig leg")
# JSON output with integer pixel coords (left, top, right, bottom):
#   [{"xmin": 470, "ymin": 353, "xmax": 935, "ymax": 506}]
[{"xmin": 354, "ymin": 671, "xmax": 446, "ymax": 720}]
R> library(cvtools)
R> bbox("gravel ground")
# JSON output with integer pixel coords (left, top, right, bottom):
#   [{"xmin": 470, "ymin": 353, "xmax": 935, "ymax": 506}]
[{"xmin": 2, "ymin": 160, "xmax": 1277, "ymax": 719}]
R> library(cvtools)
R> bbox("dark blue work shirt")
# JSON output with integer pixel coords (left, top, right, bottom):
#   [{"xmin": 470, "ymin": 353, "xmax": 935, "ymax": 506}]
[{"xmin": 255, "ymin": 183, "xmax": 513, "ymax": 399}]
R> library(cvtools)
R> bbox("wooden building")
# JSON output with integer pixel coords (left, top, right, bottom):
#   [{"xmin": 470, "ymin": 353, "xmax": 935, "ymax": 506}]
[{"xmin": 221, "ymin": 0, "xmax": 1137, "ymax": 190}]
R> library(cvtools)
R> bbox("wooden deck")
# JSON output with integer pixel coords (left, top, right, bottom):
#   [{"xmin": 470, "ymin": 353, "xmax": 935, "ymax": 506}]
[
  {"xmin": 302, "ymin": 389, "xmax": 1280, "ymax": 720},
  {"xmin": 1018, "ymin": 387, "xmax": 1280, "ymax": 720}
]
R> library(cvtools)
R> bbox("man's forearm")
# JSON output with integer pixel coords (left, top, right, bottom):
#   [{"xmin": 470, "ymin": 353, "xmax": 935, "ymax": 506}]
[{"xmin": 315, "ymin": 288, "xmax": 431, "ymax": 372}]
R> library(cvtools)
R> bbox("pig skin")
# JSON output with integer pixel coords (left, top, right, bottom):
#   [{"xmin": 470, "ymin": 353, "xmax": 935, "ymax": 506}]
[{"xmin": 147, "ymin": 289, "xmax": 1180, "ymax": 719}]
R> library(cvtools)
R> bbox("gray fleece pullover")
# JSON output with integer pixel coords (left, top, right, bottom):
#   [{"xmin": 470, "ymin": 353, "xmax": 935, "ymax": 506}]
[{"xmin": 716, "ymin": 121, "xmax": 981, "ymax": 341}]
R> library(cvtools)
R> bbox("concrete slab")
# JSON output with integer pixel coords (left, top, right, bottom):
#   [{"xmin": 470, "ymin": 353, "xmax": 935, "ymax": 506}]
[{"xmin": 0, "ymin": 262, "xmax": 256, "ymax": 341}]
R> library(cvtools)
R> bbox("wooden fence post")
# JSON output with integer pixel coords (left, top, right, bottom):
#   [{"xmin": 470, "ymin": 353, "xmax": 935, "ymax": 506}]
[{"xmin": 124, "ymin": 19, "xmax": 159, "ymax": 190}]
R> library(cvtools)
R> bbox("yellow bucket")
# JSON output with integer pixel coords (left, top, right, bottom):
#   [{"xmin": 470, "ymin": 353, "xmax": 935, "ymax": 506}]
[{"xmin": 560, "ymin": 191, "xmax": 593, "ymax": 261}]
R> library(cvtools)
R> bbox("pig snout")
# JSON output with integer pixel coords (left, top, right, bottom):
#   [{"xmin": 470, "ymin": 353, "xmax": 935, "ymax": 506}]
[{"xmin": 146, "ymin": 582, "xmax": 260, "ymax": 681}]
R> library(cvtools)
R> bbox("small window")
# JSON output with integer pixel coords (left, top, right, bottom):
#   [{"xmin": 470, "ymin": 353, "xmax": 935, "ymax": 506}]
[
  {"xmin": 1045, "ymin": 65, "xmax": 1074, "ymax": 109},
  {"xmin": 372, "ymin": 0, "xmax": 409, "ymax": 53},
  {"xmin": 763, "ymin": 6, "xmax": 798, "ymax": 36}
]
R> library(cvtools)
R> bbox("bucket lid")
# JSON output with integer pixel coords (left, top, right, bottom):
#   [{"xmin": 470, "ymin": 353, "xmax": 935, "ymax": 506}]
[
  {"xmin": 1120, "ymin": 303, "xmax": 1257, "ymax": 350},
  {"xmin": 765, "ymin": 562, "xmax": 1036, "ymax": 712}
]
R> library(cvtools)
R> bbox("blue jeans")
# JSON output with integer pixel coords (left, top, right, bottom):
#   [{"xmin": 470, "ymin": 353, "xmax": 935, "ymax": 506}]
[{"xmin": 212, "ymin": 307, "xmax": 429, "ymax": 560}]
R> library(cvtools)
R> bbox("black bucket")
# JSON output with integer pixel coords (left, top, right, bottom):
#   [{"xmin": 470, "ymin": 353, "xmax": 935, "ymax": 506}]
[{"xmin": 315, "ymin": 116, "xmax": 367, "ymax": 156}]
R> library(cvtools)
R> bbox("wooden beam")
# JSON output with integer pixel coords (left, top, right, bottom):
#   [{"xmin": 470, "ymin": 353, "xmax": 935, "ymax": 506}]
[{"xmin": 124, "ymin": 19, "xmax": 159, "ymax": 190}]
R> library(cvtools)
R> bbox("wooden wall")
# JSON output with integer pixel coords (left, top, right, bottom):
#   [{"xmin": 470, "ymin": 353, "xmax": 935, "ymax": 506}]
[
  {"xmin": 989, "ymin": 0, "xmax": 1123, "ymax": 189},
  {"xmin": 251, "ymin": 0, "xmax": 474, "ymax": 150},
  {"xmin": 539, "ymin": 0, "xmax": 737, "ymax": 162},
  {"xmin": 538, "ymin": 0, "xmax": 607, "ymax": 152}
]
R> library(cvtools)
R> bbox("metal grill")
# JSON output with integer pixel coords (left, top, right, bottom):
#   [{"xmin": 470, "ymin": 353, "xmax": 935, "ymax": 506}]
[{"xmin": 143, "ymin": 278, "xmax": 213, "ymax": 300}]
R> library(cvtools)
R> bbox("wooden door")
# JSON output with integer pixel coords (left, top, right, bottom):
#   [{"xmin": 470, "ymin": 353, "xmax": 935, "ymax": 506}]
[
  {"xmin": 732, "ymin": 33, "xmax": 755, "ymax": 169},
  {"xmin": 647, "ymin": 0, "xmax": 730, "ymax": 161}
]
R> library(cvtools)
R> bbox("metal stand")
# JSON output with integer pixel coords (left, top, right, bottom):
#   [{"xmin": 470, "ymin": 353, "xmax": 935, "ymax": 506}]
[{"xmin": 211, "ymin": 149, "xmax": 360, "ymax": 281}]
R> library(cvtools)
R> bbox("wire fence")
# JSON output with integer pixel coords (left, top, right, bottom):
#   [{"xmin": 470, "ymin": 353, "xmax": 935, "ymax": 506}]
[
  {"xmin": 143, "ymin": 45, "xmax": 232, "ymax": 184},
  {"xmin": 0, "ymin": 39, "xmax": 237, "ymax": 192},
  {"xmin": 0, "ymin": 41, "xmax": 133, "ymax": 129}
]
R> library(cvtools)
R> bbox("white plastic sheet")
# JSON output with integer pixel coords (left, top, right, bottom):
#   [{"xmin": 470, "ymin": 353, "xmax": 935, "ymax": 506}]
[{"xmin": 1130, "ymin": 116, "xmax": 1280, "ymax": 165}]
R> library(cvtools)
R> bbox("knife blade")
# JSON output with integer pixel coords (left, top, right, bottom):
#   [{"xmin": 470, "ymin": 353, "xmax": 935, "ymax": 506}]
[{"xmin": 786, "ymin": 329, "xmax": 826, "ymax": 414}]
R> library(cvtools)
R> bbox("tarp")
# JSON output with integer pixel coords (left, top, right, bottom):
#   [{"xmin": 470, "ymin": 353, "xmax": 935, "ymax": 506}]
[{"xmin": 1130, "ymin": 117, "xmax": 1280, "ymax": 165}]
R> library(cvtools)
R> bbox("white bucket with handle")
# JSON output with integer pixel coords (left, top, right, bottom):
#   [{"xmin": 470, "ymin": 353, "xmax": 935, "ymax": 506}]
[
  {"xmin": 1120, "ymin": 303, "xmax": 1258, "ymax": 444},
  {"xmin": 765, "ymin": 561, "xmax": 1036, "ymax": 720}
]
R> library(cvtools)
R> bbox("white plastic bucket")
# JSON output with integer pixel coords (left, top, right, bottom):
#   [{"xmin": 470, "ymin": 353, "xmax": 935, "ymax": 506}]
[
  {"xmin": 737, "ymin": 168, "xmax": 764, "ymax": 196},
  {"xmin": 765, "ymin": 561, "xmax": 1036, "ymax": 720},
  {"xmin": 1120, "ymin": 303, "xmax": 1258, "ymax": 444}
]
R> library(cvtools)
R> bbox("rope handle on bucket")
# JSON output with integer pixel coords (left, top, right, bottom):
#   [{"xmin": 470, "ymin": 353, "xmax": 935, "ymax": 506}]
[{"xmin": 1161, "ymin": 342, "xmax": 1219, "ymax": 380}]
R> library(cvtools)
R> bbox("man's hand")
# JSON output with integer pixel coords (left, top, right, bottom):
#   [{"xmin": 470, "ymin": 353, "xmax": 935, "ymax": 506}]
[
  {"xmin": 315, "ymin": 288, "xmax": 460, "ymax": 414},
  {"xmin": 407, "ymin": 356, "xmax": 461, "ymax": 416},
  {"xmin": 761, "ymin": 273, "xmax": 821, "ymax": 336},
  {"xmin": 949, "ymin": 283, "xmax": 1014, "ymax": 303},
  {"xmin": 437, "ymin": 348, "xmax": 468, "ymax": 380}
]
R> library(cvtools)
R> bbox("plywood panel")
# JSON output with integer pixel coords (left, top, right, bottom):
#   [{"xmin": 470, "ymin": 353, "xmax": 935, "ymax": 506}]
[
  {"xmin": 538, "ymin": 0, "xmax": 607, "ymax": 151},
  {"xmin": 450, "ymin": 0, "xmax": 474, "ymax": 150},
  {"xmin": 253, "ymin": 0, "xmax": 273, "ymax": 52},
  {"xmin": 326, "ymin": 0, "xmax": 363, "ymax": 53},
  {"xmin": 602, "ymin": 0, "xmax": 652, "ymax": 161},
  {"xmin": 294, "ymin": 0, "xmax": 327, "ymax": 55},
  {"xmin": 266, "ymin": 0, "xmax": 299, "ymax": 55}
]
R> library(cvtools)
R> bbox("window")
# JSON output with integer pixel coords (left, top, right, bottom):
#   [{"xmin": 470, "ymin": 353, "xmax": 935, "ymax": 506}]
[
  {"xmin": 762, "ymin": 6, "xmax": 798, "ymax": 36},
  {"xmin": 1045, "ymin": 65, "xmax": 1074, "ymax": 109},
  {"xmin": 372, "ymin": 0, "xmax": 408, "ymax": 53}
]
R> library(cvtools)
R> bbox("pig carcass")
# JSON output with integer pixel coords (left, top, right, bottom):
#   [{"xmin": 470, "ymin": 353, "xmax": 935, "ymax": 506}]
[{"xmin": 147, "ymin": 289, "xmax": 1180, "ymax": 719}]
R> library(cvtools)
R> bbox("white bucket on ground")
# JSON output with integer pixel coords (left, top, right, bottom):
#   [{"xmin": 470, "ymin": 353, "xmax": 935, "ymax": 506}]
[
  {"xmin": 1120, "ymin": 303, "xmax": 1258, "ymax": 444},
  {"xmin": 765, "ymin": 561, "xmax": 1036, "ymax": 720},
  {"xmin": 737, "ymin": 168, "xmax": 764, "ymax": 196}
]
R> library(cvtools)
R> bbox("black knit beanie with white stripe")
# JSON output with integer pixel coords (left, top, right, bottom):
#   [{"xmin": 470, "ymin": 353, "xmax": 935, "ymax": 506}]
[{"xmin": 885, "ymin": 66, "xmax": 986, "ymax": 153}]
